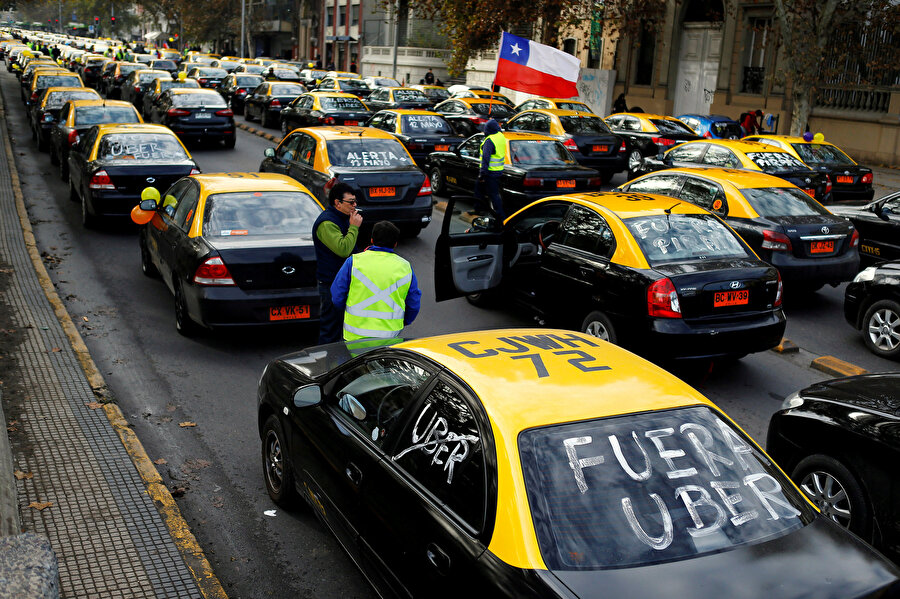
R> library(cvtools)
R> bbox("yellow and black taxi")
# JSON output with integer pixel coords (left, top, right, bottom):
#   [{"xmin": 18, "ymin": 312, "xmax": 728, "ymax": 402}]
[
  {"xmin": 451, "ymin": 88, "xmax": 514, "ymax": 106},
  {"xmin": 141, "ymin": 77, "xmax": 200, "ymax": 117},
  {"xmin": 209, "ymin": 58, "xmax": 241, "ymax": 73},
  {"xmin": 427, "ymin": 131, "xmax": 601, "ymax": 214},
  {"xmin": 234, "ymin": 63, "xmax": 267, "ymax": 76},
  {"xmin": 30, "ymin": 86, "xmax": 101, "ymax": 150},
  {"xmin": 120, "ymin": 69, "xmax": 171, "ymax": 107},
  {"xmin": 436, "ymin": 193, "xmax": 786, "ymax": 361},
  {"xmin": 79, "ymin": 54, "xmax": 110, "ymax": 88},
  {"xmin": 24, "ymin": 69, "xmax": 83, "ymax": 107},
  {"xmin": 324, "ymin": 70, "xmax": 357, "ymax": 79},
  {"xmin": 603, "ymin": 112, "xmax": 703, "ymax": 178},
  {"xmin": 313, "ymin": 76, "xmax": 373, "ymax": 100},
  {"xmin": 148, "ymin": 88, "xmax": 236, "ymax": 149},
  {"xmin": 244, "ymin": 81, "xmax": 307, "ymax": 128},
  {"xmin": 186, "ymin": 66, "xmax": 229, "ymax": 89},
  {"xmin": 366, "ymin": 109, "xmax": 465, "ymax": 167},
  {"xmin": 101, "ymin": 61, "xmax": 143, "ymax": 98},
  {"xmin": 433, "ymin": 97, "xmax": 517, "ymax": 137},
  {"xmin": 262, "ymin": 64, "xmax": 303, "ymax": 82},
  {"xmin": 258, "ymin": 327, "xmax": 900, "ymax": 598},
  {"xmin": 51, "ymin": 99, "xmax": 143, "ymax": 180},
  {"xmin": 217, "ymin": 73, "xmax": 264, "ymax": 115},
  {"xmin": 365, "ymin": 87, "xmax": 432, "ymax": 112},
  {"xmin": 259, "ymin": 126, "xmax": 433, "ymax": 236},
  {"xmin": 298, "ymin": 68, "xmax": 328, "ymax": 87},
  {"xmin": 830, "ymin": 191, "xmax": 900, "ymax": 267},
  {"xmin": 18, "ymin": 60, "xmax": 62, "ymax": 97},
  {"xmin": 621, "ymin": 168, "xmax": 860, "ymax": 292},
  {"xmin": 133, "ymin": 173, "xmax": 324, "ymax": 335},
  {"xmin": 409, "ymin": 84, "xmax": 450, "ymax": 106},
  {"xmin": 514, "ymin": 97, "xmax": 593, "ymax": 113},
  {"xmin": 278, "ymin": 92, "xmax": 372, "ymax": 135},
  {"xmin": 67, "ymin": 123, "xmax": 201, "ymax": 227},
  {"xmin": 743, "ymin": 134, "xmax": 874, "ymax": 203},
  {"xmin": 505, "ymin": 109, "xmax": 627, "ymax": 183}
]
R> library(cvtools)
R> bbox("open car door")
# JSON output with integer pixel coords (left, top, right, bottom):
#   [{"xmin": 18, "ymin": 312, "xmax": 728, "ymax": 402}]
[{"xmin": 434, "ymin": 195, "xmax": 504, "ymax": 301}]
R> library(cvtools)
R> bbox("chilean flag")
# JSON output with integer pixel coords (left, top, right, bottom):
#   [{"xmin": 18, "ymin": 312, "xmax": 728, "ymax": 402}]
[{"xmin": 494, "ymin": 32, "xmax": 580, "ymax": 98}]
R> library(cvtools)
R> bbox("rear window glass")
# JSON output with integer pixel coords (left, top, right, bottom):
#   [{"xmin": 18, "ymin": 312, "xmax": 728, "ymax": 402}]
[
  {"xmin": 712, "ymin": 122, "xmax": 742, "ymax": 139},
  {"xmin": 556, "ymin": 102, "xmax": 591, "ymax": 112},
  {"xmin": 519, "ymin": 406, "xmax": 813, "ymax": 570},
  {"xmin": 36, "ymin": 75, "xmax": 81, "ymax": 88},
  {"xmin": 239, "ymin": 65, "xmax": 266, "ymax": 74},
  {"xmin": 45, "ymin": 90, "xmax": 98, "ymax": 108},
  {"xmin": 85, "ymin": 58, "xmax": 106, "ymax": 66},
  {"xmin": 197, "ymin": 68, "xmax": 228, "ymax": 77},
  {"xmin": 624, "ymin": 213, "xmax": 749, "ymax": 265},
  {"xmin": 160, "ymin": 80, "xmax": 200, "ymax": 92},
  {"xmin": 509, "ymin": 140, "xmax": 576, "ymax": 165},
  {"xmin": 74, "ymin": 106, "xmax": 141, "ymax": 126},
  {"xmin": 789, "ymin": 143, "xmax": 854, "ymax": 166},
  {"xmin": 650, "ymin": 118, "xmax": 695, "ymax": 135},
  {"xmin": 235, "ymin": 75, "xmax": 263, "ymax": 87},
  {"xmin": 203, "ymin": 191, "xmax": 322, "ymax": 237},
  {"xmin": 96, "ymin": 133, "xmax": 188, "ymax": 161},
  {"xmin": 151, "ymin": 60, "xmax": 176, "ymax": 70},
  {"xmin": 394, "ymin": 89, "xmax": 427, "ymax": 101},
  {"xmin": 559, "ymin": 115, "xmax": 611, "ymax": 135},
  {"xmin": 740, "ymin": 187, "xmax": 831, "ymax": 217},
  {"xmin": 746, "ymin": 152, "xmax": 809, "ymax": 172},
  {"xmin": 423, "ymin": 88, "xmax": 450, "ymax": 101},
  {"xmin": 471, "ymin": 103, "xmax": 514, "ymax": 118},
  {"xmin": 218, "ymin": 61, "xmax": 240, "ymax": 70},
  {"xmin": 319, "ymin": 96, "xmax": 366, "ymax": 110},
  {"xmin": 400, "ymin": 114, "xmax": 452, "ymax": 134},
  {"xmin": 338, "ymin": 79, "xmax": 369, "ymax": 91},
  {"xmin": 172, "ymin": 93, "xmax": 226, "ymax": 108},
  {"xmin": 326, "ymin": 139, "xmax": 413, "ymax": 168},
  {"xmin": 118, "ymin": 64, "xmax": 141, "ymax": 75},
  {"xmin": 305, "ymin": 70, "xmax": 328, "ymax": 79},
  {"xmin": 271, "ymin": 69, "xmax": 300, "ymax": 79},
  {"xmin": 139, "ymin": 72, "xmax": 169, "ymax": 83},
  {"xmin": 271, "ymin": 84, "xmax": 305, "ymax": 95}
]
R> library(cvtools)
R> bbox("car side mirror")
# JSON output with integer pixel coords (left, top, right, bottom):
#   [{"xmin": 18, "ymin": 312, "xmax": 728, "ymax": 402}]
[
  {"xmin": 264, "ymin": 147, "xmax": 275, "ymax": 158},
  {"xmin": 293, "ymin": 384, "xmax": 322, "ymax": 408},
  {"xmin": 139, "ymin": 199, "xmax": 158, "ymax": 211},
  {"xmin": 472, "ymin": 216, "xmax": 499, "ymax": 231}
]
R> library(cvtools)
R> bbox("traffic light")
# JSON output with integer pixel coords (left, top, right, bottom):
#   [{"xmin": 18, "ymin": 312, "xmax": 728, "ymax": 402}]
[
  {"xmin": 94, "ymin": 16, "xmax": 99, "ymax": 25},
  {"xmin": 110, "ymin": 16, "xmax": 115, "ymax": 24}
]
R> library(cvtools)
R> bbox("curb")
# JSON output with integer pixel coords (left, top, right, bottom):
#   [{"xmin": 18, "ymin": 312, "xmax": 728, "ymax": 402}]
[
  {"xmin": 236, "ymin": 121, "xmax": 280, "ymax": 143},
  {"xmin": 0, "ymin": 86, "xmax": 227, "ymax": 599},
  {"xmin": 810, "ymin": 355, "xmax": 868, "ymax": 378}
]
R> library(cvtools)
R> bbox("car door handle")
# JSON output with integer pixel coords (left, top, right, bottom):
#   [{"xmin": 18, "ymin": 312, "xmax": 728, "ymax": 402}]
[
  {"xmin": 425, "ymin": 543, "xmax": 450, "ymax": 575},
  {"xmin": 467, "ymin": 254, "xmax": 493, "ymax": 262},
  {"xmin": 345, "ymin": 462, "xmax": 362, "ymax": 486}
]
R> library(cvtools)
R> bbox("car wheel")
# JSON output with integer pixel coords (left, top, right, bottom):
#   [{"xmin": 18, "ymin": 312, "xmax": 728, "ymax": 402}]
[
  {"xmin": 281, "ymin": 119, "xmax": 288, "ymax": 137},
  {"xmin": 581, "ymin": 310, "xmax": 617, "ymax": 343},
  {"xmin": 245, "ymin": 105, "xmax": 256, "ymax": 122},
  {"xmin": 261, "ymin": 414, "xmax": 299, "ymax": 509},
  {"xmin": 59, "ymin": 153, "xmax": 68, "ymax": 182},
  {"xmin": 627, "ymin": 150, "xmax": 643, "ymax": 180},
  {"xmin": 35, "ymin": 130, "xmax": 47, "ymax": 152},
  {"xmin": 223, "ymin": 135, "xmax": 236, "ymax": 149},
  {"xmin": 174, "ymin": 280, "xmax": 198, "ymax": 337},
  {"xmin": 232, "ymin": 101, "xmax": 243, "ymax": 116},
  {"xmin": 862, "ymin": 299, "xmax": 900, "ymax": 359},
  {"xmin": 429, "ymin": 165, "xmax": 445, "ymax": 196},
  {"xmin": 261, "ymin": 109, "xmax": 270, "ymax": 128},
  {"xmin": 140, "ymin": 236, "xmax": 159, "ymax": 278},
  {"xmin": 466, "ymin": 288, "xmax": 500, "ymax": 308},
  {"xmin": 793, "ymin": 454, "xmax": 871, "ymax": 538},
  {"xmin": 49, "ymin": 145, "xmax": 59, "ymax": 165},
  {"xmin": 81, "ymin": 191, "xmax": 97, "ymax": 229},
  {"xmin": 600, "ymin": 170, "xmax": 615, "ymax": 185}
]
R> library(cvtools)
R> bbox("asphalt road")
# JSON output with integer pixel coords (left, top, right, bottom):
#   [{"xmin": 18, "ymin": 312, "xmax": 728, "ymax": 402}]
[{"xmin": 3, "ymin": 69, "xmax": 898, "ymax": 598}]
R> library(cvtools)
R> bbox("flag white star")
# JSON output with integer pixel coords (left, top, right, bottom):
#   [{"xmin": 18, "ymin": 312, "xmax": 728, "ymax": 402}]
[{"xmin": 510, "ymin": 43, "xmax": 522, "ymax": 56}]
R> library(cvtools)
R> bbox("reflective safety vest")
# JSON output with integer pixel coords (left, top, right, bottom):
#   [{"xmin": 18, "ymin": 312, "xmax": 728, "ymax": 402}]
[
  {"xmin": 343, "ymin": 250, "xmax": 413, "ymax": 341},
  {"xmin": 480, "ymin": 131, "xmax": 506, "ymax": 172}
]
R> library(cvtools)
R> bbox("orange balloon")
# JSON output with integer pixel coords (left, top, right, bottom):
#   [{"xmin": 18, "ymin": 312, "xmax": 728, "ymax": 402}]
[{"xmin": 131, "ymin": 205, "xmax": 154, "ymax": 225}]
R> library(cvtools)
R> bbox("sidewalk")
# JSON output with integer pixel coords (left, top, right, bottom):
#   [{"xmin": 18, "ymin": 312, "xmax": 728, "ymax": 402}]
[{"xmin": 0, "ymin": 82, "xmax": 222, "ymax": 596}]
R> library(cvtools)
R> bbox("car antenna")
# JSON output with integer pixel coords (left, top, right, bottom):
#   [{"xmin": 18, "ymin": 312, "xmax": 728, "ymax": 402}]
[{"xmin": 664, "ymin": 201, "xmax": 680, "ymax": 215}]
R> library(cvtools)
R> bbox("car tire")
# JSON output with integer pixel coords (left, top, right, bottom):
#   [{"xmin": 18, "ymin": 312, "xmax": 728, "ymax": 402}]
[
  {"xmin": 140, "ymin": 237, "xmax": 159, "ymax": 278},
  {"xmin": 35, "ymin": 130, "xmax": 47, "ymax": 152},
  {"xmin": 223, "ymin": 135, "xmax": 236, "ymax": 149},
  {"xmin": 49, "ymin": 145, "xmax": 59, "ymax": 165},
  {"xmin": 59, "ymin": 153, "xmax": 68, "ymax": 182},
  {"xmin": 261, "ymin": 109, "xmax": 270, "ymax": 128},
  {"xmin": 626, "ymin": 150, "xmax": 643, "ymax": 181},
  {"xmin": 245, "ymin": 105, "xmax": 256, "ymax": 122},
  {"xmin": 174, "ymin": 280, "xmax": 198, "ymax": 337},
  {"xmin": 430, "ymin": 165, "xmax": 446, "ymax": 196},
  {"xmin": 600, "ymin": 170, "xmax": 615, "ymax": 185},
  {"xmin": 862, "ymin": 299, "xmax": 900, "ymax": 359},
  {"xmin": 81, "ymin": 191, "xmax": 97, "ymax": 229},
  {"xmin": 466, "ymin": 288, "xmax": 500, "ymax": 308},
  {"xmin": 261, "ymin": 414, "xmax": 299, "ymax": 509},
  {"xmin": 581, "ymin": 310, "xmax": 617, "ymax": 343},
  {"xmin": 399, "ymin": 223, "xmax": 422, "ymax": 238},
  {"xmin": 792, "ymin": 454, "xmax": 871, "ymax": 538}
]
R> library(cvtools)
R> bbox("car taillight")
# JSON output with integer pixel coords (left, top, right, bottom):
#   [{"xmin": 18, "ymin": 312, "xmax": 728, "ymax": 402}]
[
  {"xmin": 850, "ymin": 229, "xmax": 859, "ymax": 248},
  {"xmin": 167, "ymin": 108, "xmax": 190, "ymax": 117},
  {"xmin": 651, "ymin": 136, "xmax": 677, "ymax": 146},
  {"xmin": 30, "ymin": 91, "xmax": 38, "ymax": 101},
  {"xmin": 215, "ymin": 108, "xmax": 233, "ymax": 116},
  {"xmin": 236, "ymin": 88, "xmax": 247, "ymax": 95},
  {"xmin": 190, "ymin": 167, "xmax": 201, "ymax": 175},
  {"xmin": 825, "ymin": 175, "xmax": 832, "ymax": 194},
  {"xmin": 407, "ymin": 142, "xmax": 424, "ymax": 150},
  {"xmin": 270, "ymin": 99, "xmax": 281, "ymax": 108},
  {"xmin": 323, "ymin": 177, "xmax": 337, "ymax": 194},
  {"xmin": 67, "ymin": 130, "xmax": 79, "ymax": 146},
  {"xmin": 563, "ymin": 138, "xmax": 579, "ymax": 152},
  {"xmin": 619, "ymin": 141, "xmax": 626, "ymax": 153},
  {"xmin": 523, "ymin": 177, "xmax": 542, "ymax": 187},
  {"xmin": 193, "ymin": 256, "xmax": 235, "ymax": 286},
  {"xmin": 860, "ymin": 172, "xmax": 873, "ymax": 185},
  {"xmin": 88, "ymin": 169, "xmax": 115, "ymax": 190},
  {"xmin": 761, "ymin": 229, "xmax": 792, "ymax": 252},
  {"xmin": 42, "ymin": 112, "xmax": 53, "ymax": 122},
  {"xmin": 198, "ymin": 78, "xmax": 207, "ymax": 84},
  {"xmin": 134, "ymin": 85, "xmax": 141, "ymax": 92},
  {"xmin": 587, "ymin": 177, "xmax": 602, "ymax": 187},
  {"xmin": 417, "ymin": 175, "xmax": 432, "ymax": 196},
  {"xmin": 471, "ymin": 117, "xmax": 488, "ymax": 125},
  {"xmin": 647, "ymin": 278, "xmax": 681, "ymax": 318},
  {"xmin": 774, "ymin": 272, "xmax": 783, "ymax": 307}
]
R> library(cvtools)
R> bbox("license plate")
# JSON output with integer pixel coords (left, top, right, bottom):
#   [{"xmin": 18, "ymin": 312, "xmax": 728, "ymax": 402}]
[
  {"xmin": 557, "ymin": 179, "xmax": 576, "ymax": 188},
  {"xmin": 269, "ymin": 305, "xmax": 310, "ymax": 321},
  {"xmin": 810, "ymin": 240, "xmax": 835, "ymax": 254},
  {"xmin": 836, "ymin": 175, "xmax": 853, "ymax": 184},
  {"xmin": 344, "ymin": 120, "xmax": 358, "ymax": 126},
  {"xmin": 713, "ymin": 290, "xmax": 749, "ymax": 307},
  {"xmin": 592, "ymin": 145, "xmax": 609, "ymax": 152},
  {"xmin": 196, "ymin": 112, "xmax": 212, "ymax": 119},
  {"xmin": 435, "ymin": 144, "xmax": 449, "ymax": 151},
  {"xmin": 803, "ymin": 189, "xmax": 816, "ymax": 198},
  {"xmin": 370, "ymin": 186, "xmax": 396, "ymax": 197}
]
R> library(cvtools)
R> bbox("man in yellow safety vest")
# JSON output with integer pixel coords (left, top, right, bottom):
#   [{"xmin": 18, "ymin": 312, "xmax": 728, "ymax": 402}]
[
  {"xmin": 331, "ymin": 221, "xmax": 421, "ymax": 341},
  {"xmin": 477, "ymin": 118, "xmax": 506, "ymax": 220}
]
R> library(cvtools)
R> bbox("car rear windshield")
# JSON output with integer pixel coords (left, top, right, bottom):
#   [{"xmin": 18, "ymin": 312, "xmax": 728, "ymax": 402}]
[
  {"xmin": 624, "ymin": 213, "xmax": 750, "ymax": 265},
  {"xmin": 118, "ymin": 64, "xmax": 141, "ymax": 75},
  {"xmin": 271, "ymin": 69, "xmax": 299, "ymax": 79},
  {"xmin": 559, "ymin": 115, "xmax": 612, "ymax": 135},
  {"xmin": 161, "ymin": 80, "xmax": 200, "ymax": 92},
  {"xmin": 338, "ymin": 79, "xmax": 369, "ymax": 91},
  {"xmin": 394, "ymin": 89, "xmax": 428, "ymax": 101},
  {"xmin": 789, "ymin": 143, "xmax": 854, "ymax": 166},
  {"xmin": 44, "ymin": 90, "xmax": 98, "ymax": 108},
  {"xmin": 151, "ymin": 60, "xmax": 176, "ymax": 70},
  {"xmin": 400, "ymin": 114, "xmax": 452, "ymax": 134},
  {"xmin": 471, "ymin": 102, "xmax": 514, "ymax": 118},
  {"xmin": 85, "ymin": 58, "xmax": 106, "ymax": 66},
  {"xmin": 650, "ymin": 118, "xmax": 695, "ymax": 135},
  {"xmin": 240, "ymin": 65, "xmax": 266, "ymax": 74},
  {"xmin": 271, "ymin": 84, "xmax": 305, "ymax": 95},
  {"xmin": 518, "ymin": 405, "xmax": 813, "ymax": 570},
  {"xmin": 139, "ymin": 72, "xmax": 169, "ymax": 83},
  {"xmin": 171, "ymin": 93, "xmax": 226, "ymax": 108},
  {"xmin": 556, "ymin": 102, "xmax": 591, "ymax": 112},
  {"xmin": 235, "ymin": 76, "xmax": 263, "ymax": 87},
  {"xmin": 712, "ymin": 122, "xmax": 742, "ymax": 139},
  {"xmin": 37, "ymin": 75, "xmax": 80, "ymax": 88},
  {"xmin": 745, "ymin": 152, "xmax": 809, "ymax": 173},
  {"xmin": 326, "ymin": 139, "xmax": 413, "ymax": 168},
  {"xmin": 305, "ymin": 70, "xmax": 328, "ymax": 79},
  {"xmin": 319, "ymin": 96, "xmax": 366, "ymax": 110},
  {"xmin": 197, "ymin": 68, "xmax": 228, "ymax": 77},
  {"xmin": 74, "ymin": 106, "xmax": 140, "ymax": 126},
  {"xmin": 740, "ymin": 187, "xmax": 831, "ymax": 217},
  {"xmin": 96, "ymin": 133, "xmax": 188, "ymax": 161},
  {"xmin": 424, "ymin": 88, "xmax": 450, "ymax": 100},
  {"xmin": 218, "ymin": 61, "xmax": 240, "ymax": 70},
  {"xmin": 203, "ymin": 191, "xmax": 322, "ymax": 238},
  {"xmin": 509, "ymin": 140, "xmax": 576, "ymax": 165}
]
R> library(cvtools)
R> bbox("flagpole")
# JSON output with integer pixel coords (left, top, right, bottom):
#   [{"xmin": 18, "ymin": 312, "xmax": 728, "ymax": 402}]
[{"xmin": 490, "ymin": 32, "xmax": 503, "ymax": 117}]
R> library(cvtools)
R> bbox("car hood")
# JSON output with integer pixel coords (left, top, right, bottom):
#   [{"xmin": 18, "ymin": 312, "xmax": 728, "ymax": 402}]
[
  {"xmin": 553, "ymin": 518, "xmax": 900, "ymax": 599},
  {"xmin": 800, "ymin": 373, "xmax": 900, "ymax": 417}
]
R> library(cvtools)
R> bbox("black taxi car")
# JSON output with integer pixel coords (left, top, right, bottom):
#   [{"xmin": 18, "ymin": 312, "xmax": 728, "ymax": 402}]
[
  {"xmin": 364, "ymin": 87, "xmax": 432, "ymax": 112},
  {"xmin": 830, "ymin": 191, "xmax": 900, "ymax": 266},
  {"xmin": 435, "ymin": 193, "xmax": 786, "ymax": 361},
  {"xmin": 604, "ymin": 112, "xmax": 702, "ymax": 179},
  {"xmin": 278, "ymin": 92, "xmax": 372, "ymax": 135},
  {"xmin": 427, "ymin": 132, "xmax": 601, "ymax": 214},
  {"xmin": 148, "ymin": 88, "xmax": 236, "ymax": 149},
  {"xmin": 433, "ymin": 98, "xmax": 517, "ymax": 137},
  {"xmin": 244, "ymin": 81, "xmax": 307, "ymax": 128},
  {"xmin": 30, "ymin": 86, "xmax": 100, "ymax": 151},
  {"xmin": 50, "ymin": 99, "xmax": 142, "ymax": 180},
  {"xmin": 258, "ymin": 328, "xmax": 900, "ymax": 599},
  {"xmin": 259, "ymin": 126, "xmax": 432, "ymax": 236},
  {"xmin": 217, "ymin": 73, "xmax": 265, "ymax": 115},
  {"xmin": 366, "ymin": 109, "xmax": 465, "ymax": 167}
]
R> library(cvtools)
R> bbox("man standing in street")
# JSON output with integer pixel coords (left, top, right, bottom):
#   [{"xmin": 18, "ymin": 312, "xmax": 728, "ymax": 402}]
[
  {"xmin": 424, "ymin": 68, "xmax": 435, "ymax": 85},
  {"xmin": 477, "ymin": 118, "xmax": 506, "ymax": 220},
  {"xmin": 331, "ymin": 221, "xmax": 421, "ymax": 341},
  {"xmin": 313, "ymin": 182, "xmax": 363, "ymax": 344}
]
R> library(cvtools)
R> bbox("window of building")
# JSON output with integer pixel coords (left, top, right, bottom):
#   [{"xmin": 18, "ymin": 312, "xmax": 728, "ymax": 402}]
[
  {"xmin": 741, "ymin": 17, "xmax": 771, "ymax": 94},
  {"xmin": 351, "ymin": 4, "xmax": 359, "ymax": 26},
  {"xmin": 339, "ymin": 7, "xmax": 346, "ymax": 27},
  {"xmin": 563, "ymin": 38, "xmax": 577, "ymax": 56},
  {"xmin": 326, "ymin": 6, "xmax": 334, "ymax": 27},
  {"xmin": 634, "ymin": 27, "xmax": 656, "ymax": 86}
]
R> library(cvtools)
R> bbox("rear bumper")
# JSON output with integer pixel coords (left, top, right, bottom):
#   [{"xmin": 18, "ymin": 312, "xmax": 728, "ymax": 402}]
[
  {"xmin": 830, "ymin": 187, "xmax": 875, "ymax": 204},
  {"xmin": 187, "ymin": 284, "xmax": 321, "ymax": 328},
  {"xmin": 356, "ymin": 195, "xmax": 433, "ymax": 228},
  {"xmin": 171, "ymin": 124, "xmax": 235, "ymax": 140},
  {"xmin": 574, "ymin": 153, "xmax": 629, "ymax": 172},
  {"xmin": 765, "ymin": 249, "xmax": 860, "ymax": 285},
  {"xmin": 88, "ymin": 190, "xmax": 142, "ymax": 217}
]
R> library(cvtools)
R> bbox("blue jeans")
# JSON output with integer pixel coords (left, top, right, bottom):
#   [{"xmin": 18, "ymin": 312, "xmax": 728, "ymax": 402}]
[
  {"xmin": 476, "ymin": 174, "xmax": 505, "ymax": 221},
  {"xmin": 317, "ymin": 281, "xmax": 341, "ymax": 345}
]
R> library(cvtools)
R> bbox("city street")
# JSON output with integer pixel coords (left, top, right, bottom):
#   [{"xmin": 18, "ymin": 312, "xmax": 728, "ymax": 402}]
[{"xmin": 1, "ymin": 67, "xmax": 898, "ymax": 598}]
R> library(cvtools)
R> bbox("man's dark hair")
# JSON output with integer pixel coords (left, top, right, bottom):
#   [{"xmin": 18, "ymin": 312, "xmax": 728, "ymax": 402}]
[
  {"xmin": 371, "ymin": 221, "xmax": 400, "ymax": 248},
  {"xmin": 328, "ymin": 182, "xmax": 356, "ymax": 206}
]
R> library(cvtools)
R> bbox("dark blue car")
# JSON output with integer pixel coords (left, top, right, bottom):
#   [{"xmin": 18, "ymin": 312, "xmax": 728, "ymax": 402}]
[{"xmin": 677, "ymin": 114, "xmax": 743, "ymax": 139}]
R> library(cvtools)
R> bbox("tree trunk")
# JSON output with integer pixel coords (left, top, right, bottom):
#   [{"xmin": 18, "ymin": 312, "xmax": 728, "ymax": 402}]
[{"xmin": 789, "ymin": 83, "xmax": 811, "ymax": 136}]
